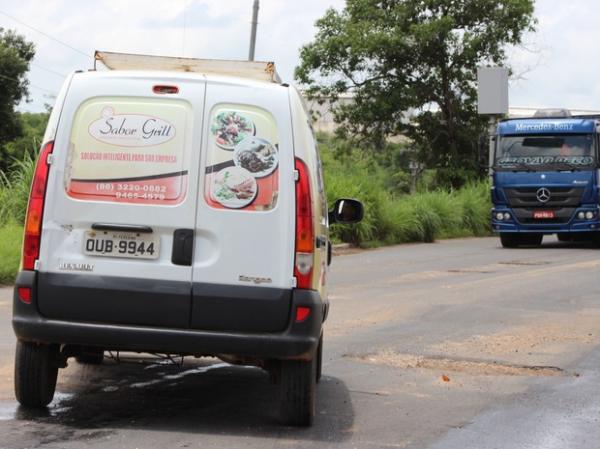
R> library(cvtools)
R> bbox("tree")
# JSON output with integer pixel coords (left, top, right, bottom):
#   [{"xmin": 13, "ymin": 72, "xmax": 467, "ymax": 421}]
[
  {"xmin": 0, "ymin": 28, "xmax": 35, "ymax": 170},
  {"xmin": 4, "ymin": 112, "xmax": 50, "ymax": 165},
  {"xmin": 296, "ymin": 0, "xmax": 536, "ymax": 187}
]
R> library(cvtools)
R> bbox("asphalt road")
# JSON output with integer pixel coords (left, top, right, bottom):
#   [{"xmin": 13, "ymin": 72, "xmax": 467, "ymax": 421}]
[{"xmin": 1, "ymin": 235, "xmax": 600, "ymax": 448}]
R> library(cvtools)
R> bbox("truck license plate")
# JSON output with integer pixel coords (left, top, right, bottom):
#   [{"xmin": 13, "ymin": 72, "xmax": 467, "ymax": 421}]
[
  {"xmin": 533, "ymin": 211, "xmax": 555, "ymax": 219},
  {"xmin": 84, "ymin": 231, "xmax": 159, "ymax": 259}
]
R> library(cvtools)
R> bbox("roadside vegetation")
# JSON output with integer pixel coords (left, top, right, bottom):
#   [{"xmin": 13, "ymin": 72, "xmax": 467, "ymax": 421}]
[
  {"xmin": 320, "ymin": 134, "xmax": 491, "ymax": 247},
  {"xmin": 0, "ymin": 128, "xmax": 492, "ymax": 284}
]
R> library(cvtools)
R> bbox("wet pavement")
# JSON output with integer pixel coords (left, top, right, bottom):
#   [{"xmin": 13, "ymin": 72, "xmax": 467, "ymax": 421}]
[{"xmin": 1, "ymin": 236, "xmax": 600, "ymax": 448}]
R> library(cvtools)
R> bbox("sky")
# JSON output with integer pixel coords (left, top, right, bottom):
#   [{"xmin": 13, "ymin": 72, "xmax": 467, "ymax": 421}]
[{"xmin": 0, "ymin": 0, "xmax": 597, "ymax": 114}]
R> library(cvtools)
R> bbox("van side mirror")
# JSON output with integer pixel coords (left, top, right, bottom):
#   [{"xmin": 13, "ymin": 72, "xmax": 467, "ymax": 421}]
[{"xmin": 329, "ymin": 198, "xmax": 364, "ymax": 224}]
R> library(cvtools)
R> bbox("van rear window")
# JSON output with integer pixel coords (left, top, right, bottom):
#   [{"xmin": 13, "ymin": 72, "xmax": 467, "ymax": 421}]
[
  {"xmin": 65, "ymin": 97, "xmax": 191, "ymax": 205},
  {"xmin": 204, "ymin": 104, "xmax": 280, "ymax": 211}
]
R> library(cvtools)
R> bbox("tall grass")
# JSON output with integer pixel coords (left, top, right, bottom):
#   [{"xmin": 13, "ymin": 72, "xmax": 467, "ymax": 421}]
[
  {"xmin": 321, "ymin": 139, "xmax": 492, "ymax": 246},
  {"xmin": 0, "ymin": 153, "xmax": 35, "ymax": 284},
  {"xmin": 0, "ymin": 153, "xmax": 35, "ymax": 225},
  {"xmin": 0, "ymin": 223, "xmax": 22, "ymax": 284}
]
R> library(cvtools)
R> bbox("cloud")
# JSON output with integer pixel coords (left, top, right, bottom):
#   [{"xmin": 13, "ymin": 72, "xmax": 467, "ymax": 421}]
[{"xmin": 508, "ymin": 0, "xmax": 600, "ymax": 111}]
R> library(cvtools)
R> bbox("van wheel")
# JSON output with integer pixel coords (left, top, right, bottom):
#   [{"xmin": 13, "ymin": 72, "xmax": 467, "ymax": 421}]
[
  {"xmin": 279, "ymin": 359, "xmax": 316, "ymax": 426},
  {"xmin": 316, "ymin": 335, "xmax": 323, "ymax": 383},
  {"xmin": 76, "ymin": 347, "xmax": 104, "ymax": 365},
  {"xmin": 14, "ymin": 341, "xmax": 59, "ymax": 408}
]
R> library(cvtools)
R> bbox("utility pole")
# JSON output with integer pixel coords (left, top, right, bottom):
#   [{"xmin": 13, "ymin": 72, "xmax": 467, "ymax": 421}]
[{"xmin": 248, "ymin": 0, "xmax": 259, "ymax": 61}]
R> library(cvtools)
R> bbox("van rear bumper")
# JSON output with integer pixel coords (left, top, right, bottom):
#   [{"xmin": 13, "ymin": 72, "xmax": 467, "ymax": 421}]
[{"xmin": 12, "ymin": 271, "xmax": 325, "ymax": 360}]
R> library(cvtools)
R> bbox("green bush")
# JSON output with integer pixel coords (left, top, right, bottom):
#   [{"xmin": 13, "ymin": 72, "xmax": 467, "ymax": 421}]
[{"xmin": 0, "ymin": 223, "xmax": 22, "ymax": 284}]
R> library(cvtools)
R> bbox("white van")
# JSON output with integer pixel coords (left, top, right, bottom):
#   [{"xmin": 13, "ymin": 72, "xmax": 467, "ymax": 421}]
[{"xmin": 12, "ymin": 51, "xmax": 363, "ymax": 426}]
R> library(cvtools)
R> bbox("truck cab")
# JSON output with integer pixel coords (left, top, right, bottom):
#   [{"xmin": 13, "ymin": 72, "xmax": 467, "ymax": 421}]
[{"xmin": 491, "ymin": 113, "xmax": 600, "ymax": 247}]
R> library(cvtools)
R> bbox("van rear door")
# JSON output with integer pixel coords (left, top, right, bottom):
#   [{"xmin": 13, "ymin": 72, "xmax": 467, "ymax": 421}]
[
  {"xmin": 37, "ymin": 72, "xmax": 205, "ymax": 328},
  {"xmin": 190, "ymin": 80, "xmax": 295, "ymax": 332}
]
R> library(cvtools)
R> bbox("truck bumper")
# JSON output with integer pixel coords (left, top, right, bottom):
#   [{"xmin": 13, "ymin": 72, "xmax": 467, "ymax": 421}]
[
  {"xmin": 492, "ymin": 207, "xmax": 600, "ymax": 234},
  {"xmin": 12, "ymin": 271, "xmax": 325, "ymax": 360}
]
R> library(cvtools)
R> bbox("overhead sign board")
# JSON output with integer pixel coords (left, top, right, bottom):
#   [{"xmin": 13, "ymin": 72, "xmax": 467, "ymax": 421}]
[{"xmin": 477, "ymin": 67, "xmax": 509, "ymax": 115}]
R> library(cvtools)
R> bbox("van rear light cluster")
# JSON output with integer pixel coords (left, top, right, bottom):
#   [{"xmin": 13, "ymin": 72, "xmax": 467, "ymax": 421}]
[
  {"xmin": 294, "ymin": 158, "xmax": 314, "ymax": 289},
  {"xmin": 22, "ymin": 141, "xmax": 54, "ymax": 271}
]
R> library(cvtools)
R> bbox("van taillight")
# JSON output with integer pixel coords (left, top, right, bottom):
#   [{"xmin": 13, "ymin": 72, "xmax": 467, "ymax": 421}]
[
  {"xmin": 294, "ymin": 158, "xmax": 313, "ymax": 289},
  {"xmin": 22, "ymin": 141, "xmax": 54, "ymax": 271}
]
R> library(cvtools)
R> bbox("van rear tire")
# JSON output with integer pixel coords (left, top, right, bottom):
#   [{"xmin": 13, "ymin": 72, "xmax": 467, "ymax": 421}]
[
  {"xmin": 75, "ymin": 347, "xmax": 104, "ymax": 365},
  {"xmin": 14, "ymin": 341, "xmax": 59, "ymax": 408},
  {"xmin": 279, "ymin": 358, "xmax": 316, "ymax": 426}
]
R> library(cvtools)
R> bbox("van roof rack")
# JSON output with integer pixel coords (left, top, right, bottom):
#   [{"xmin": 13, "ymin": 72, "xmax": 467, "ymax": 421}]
[{"xmin": 94, "ymin": 50, "xmax": 282, "ymax": 84}]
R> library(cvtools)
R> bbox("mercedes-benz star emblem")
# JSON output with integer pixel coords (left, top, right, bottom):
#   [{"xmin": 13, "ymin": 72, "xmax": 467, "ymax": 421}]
[{"xmin": 536, "ymin": 187, "xmax": 551, "ymax": 203}]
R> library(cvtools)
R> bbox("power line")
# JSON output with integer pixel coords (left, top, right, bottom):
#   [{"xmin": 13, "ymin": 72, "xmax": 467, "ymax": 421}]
[
  {"xmin": 0, "ymin": 9, "xmax": 92, "ymax": 60},
  {"xmin": 0, "ymin": 73, "xmax": 56, "ymax": 95},
  {"xmin": 31, "ymin": 62, "xmax": 66, "ymax": 78}
]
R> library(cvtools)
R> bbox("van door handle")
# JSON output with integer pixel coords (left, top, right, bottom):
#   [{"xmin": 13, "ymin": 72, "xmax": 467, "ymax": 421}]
[{"xmin": 172, "ymin": 229, "xmax": 194, "ymax": 266}]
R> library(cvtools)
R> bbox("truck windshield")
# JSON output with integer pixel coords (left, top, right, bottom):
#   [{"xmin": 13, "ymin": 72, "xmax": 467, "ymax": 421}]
[{"xmin": 495, "ymin": 134, "xmax": 596, "ymax": 171}]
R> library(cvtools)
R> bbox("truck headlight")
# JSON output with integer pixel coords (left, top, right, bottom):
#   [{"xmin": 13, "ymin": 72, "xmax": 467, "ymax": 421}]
[
  {"xmin": 578, "ymin": 212, "xmax": 585, "ymax": 219},
  {"xmin": 496, "ymin": 212, "xmax": 504, "ymax": 221},
  {"xmin": 503, "ymin": 213, "xmax": 511, "ymax": 221},
  {"xmin": 586, "ymin": 211, "xmax": 595, "ymax": 220}
]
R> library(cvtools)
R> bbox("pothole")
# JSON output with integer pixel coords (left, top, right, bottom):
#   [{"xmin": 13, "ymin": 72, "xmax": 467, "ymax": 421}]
[
  {"xmin": 498, "ymin": 260, "xmax": 551, "ymax": 266},
  {"xmin": 346, "ymin": 350, "xmax": 570, "ymax": 377}
]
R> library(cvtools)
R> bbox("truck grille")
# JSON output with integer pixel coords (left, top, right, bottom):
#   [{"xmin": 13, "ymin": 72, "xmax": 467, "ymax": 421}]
[{"xmin": 504, "ymin": 187, "xmax": 584, "ymax": 208}]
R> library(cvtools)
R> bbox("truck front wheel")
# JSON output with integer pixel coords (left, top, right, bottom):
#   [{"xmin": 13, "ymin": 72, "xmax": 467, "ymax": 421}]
[
  {"xmin": 14, "ymin": 340, "xmax": 59, "ymax": 408},
  {"xmin": 500, "ymin": 233, "xmax": 521, "ymax": 248},
  {"xmin": 500, "ymin": 233, "xmax": 542, "ymax": 248}
]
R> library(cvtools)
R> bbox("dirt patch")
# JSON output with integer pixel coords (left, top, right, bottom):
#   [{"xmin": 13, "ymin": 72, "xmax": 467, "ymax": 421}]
[
  {"xmin": 428, "ymin": 315, "xmax": 600, "ymax": 361},
  {"xmin": 347, "ymin": 350, "xmax": 568, "ymax": 377}
]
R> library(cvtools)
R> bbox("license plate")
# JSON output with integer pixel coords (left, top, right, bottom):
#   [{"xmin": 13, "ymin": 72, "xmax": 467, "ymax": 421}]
[
  {"xmin": 84, "ymin": 231, "xmax": 159, "ymax": 259},
  {"xmin": 533, "ymin": 210, "xmax": 555, "ymax": 219}
]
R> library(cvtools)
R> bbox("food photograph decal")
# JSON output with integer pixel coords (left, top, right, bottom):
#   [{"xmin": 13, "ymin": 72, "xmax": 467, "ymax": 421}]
[{"xmin": 205, "ymin": 106, "xmax": 280, "ymax": 211}]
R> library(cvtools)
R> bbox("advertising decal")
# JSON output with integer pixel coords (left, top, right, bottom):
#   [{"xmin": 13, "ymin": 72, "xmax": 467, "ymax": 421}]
[{"xmin": 66, "ymin": 98, "xmax": 190, "ymax": 205}]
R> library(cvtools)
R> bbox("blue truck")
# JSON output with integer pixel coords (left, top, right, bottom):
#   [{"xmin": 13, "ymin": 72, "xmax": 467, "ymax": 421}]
[{"xmin": 491, "ymin": 112, "xmax": 600, "ymax": 247}]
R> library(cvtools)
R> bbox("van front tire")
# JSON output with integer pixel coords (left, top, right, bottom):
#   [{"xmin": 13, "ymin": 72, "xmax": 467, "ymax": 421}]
[
  {"xmin": 14, "ymin": 341, "xmax": 59, "ymax": 408},
  {"xmin": 279, "ymin": 358, "xmax": 316, "ymax": 426}
]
